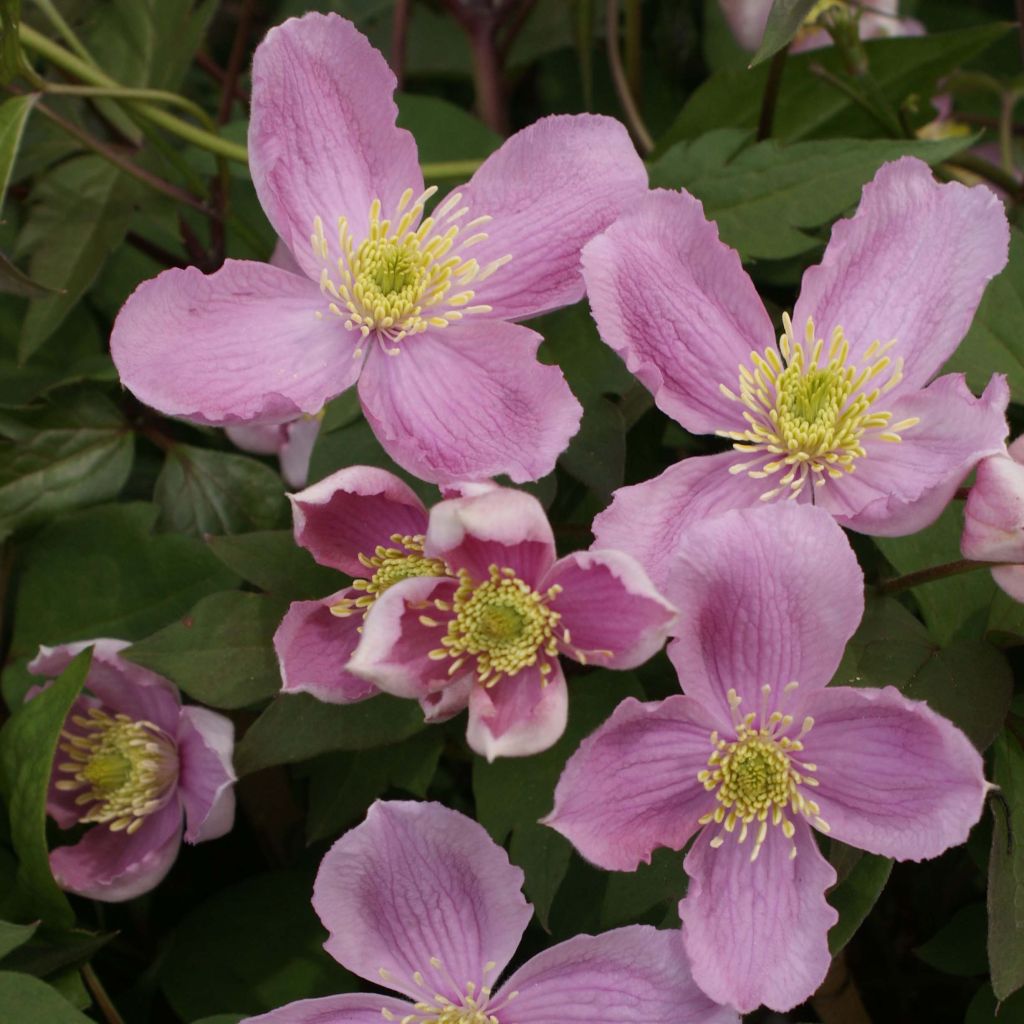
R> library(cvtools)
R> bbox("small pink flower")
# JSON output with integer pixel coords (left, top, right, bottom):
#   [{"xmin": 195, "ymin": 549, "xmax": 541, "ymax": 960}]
[
  {"xmin": 347, "ymin": 486, "xmax": 677, "ymax": 759},
  {"xmin": 111, "ymin": 13, "xmax": 651, "ymax": 485},
  {"xmin": 587, "ymin": 158, "xmax": 1010, "ymax": 591},
  {"xmin": 30, "ymin": 640, "xmax": 236, "ymax": 903},
  {"xmin": 546, "ymin": 503, "xmax": 987, "ymax": 1013},
  {"xmin": 243, "ymin": 800, "xmax": 737, "ymax": 1024}
]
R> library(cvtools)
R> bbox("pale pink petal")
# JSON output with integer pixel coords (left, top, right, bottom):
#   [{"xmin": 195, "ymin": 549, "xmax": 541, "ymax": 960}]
[
  {"xmin": 425, "ymin": 487, "xmax": 556, "ymax": 585},
  {"xmin": 243, "ymin": 994, "xmax": 416, "ymax": 1024},
  {"xmin": 666, "ymin": 504, "xmax": 863, "ymax": 721},
  {"xmin": 269, "ymin": 237, "xmax": 303, "ymax": 276},
  {"xmin": 312, "ymin": 801, "xmax": 533, "ymax": 1000},
  {"xmin": 455, "ymin": 114, "xmax": 647, "ymax": 321},
  {"xmin": 992, "ymin": 565, "xmax": 1024, "ymax": 601},
  {"xmin": 419, "ymin": 673, "xmax": 473, "ymax": 723},
  {"xmin": 111, "ymin": 260, "xmax": 361, "ymax": 425},
  {"xmin": 249, "ymin": 13, "xmax": 422, "ymax": 280},
  {"xmin": 275, "ymin": 592, "xmax": 380, "ymax": 704},
  {"xmin": 545, "ymin": 695, "xmax": 719, "ymax": 872},
  {"xmin": 495, "ymin": 926, "xmax": 738, "ymax": 1024},
  {"xmin": 290, "ymin": 465, "xmax": 428, "ymax": 575},
  {"xmin": 358, "ymin": 321, "xmax": 581, "ymax": 485},
  {"xmin": 681, "ymin": 822, "xmax": 837, "ymax": 1013},
  {"xmin": 962, "ymin": 450, "xmax": 1024, "ymax": 562},
  {"xmin": 544, "ymin": 550, "xmax": 676, "ymax": 669},
  {"xmin": 793, "ymin": 158, "xmax": 1010, "ymax": 392},
  {"xmin": 278, "ymin": 416, "xmax": 322, "ymax": 490},
  {"xmin": 717, "ymin": 0, "xmax": 771, "ymax": 50},
  {"xmin": 818, "ymin": 373, "xmax": 1009, "ymax": 537},
  {"xmin": 176, "ymin": 706, "xmax": 236, "ymax": 844},
  {"xmin": 799, "ymin": 686, "xmax": 986, "ymax": 861},
  {"xmin": 581, "ymin": 189, "xmax": 775, "ymax": 435},
  {"xmin": 226, "ymin": 422, "xmax": 287, "ymax": 456},
  {"xmin": 466, "ymin": 662, "xmax": 568, "ymax": 760}
]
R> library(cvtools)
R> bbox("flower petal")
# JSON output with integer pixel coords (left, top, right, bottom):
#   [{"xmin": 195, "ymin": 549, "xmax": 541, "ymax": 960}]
[
  {"xmin": 176, "ymin": 706, "xmax": 236, "ymax": 844},
  {"xmin": 465, "ymin": 661, "xmax": 568, "ymax": 761},
  {"xmin": 581, "ymin": 188, "xmax": 775, "ymax": 435},
  {"xmin": 290, "ymin": 465, "xmax": 428, "ymax": 575},
  {"xmin": 799, "ymin": 686, "xmax": 987, "ymax": 861},
  {"xmin": 278, "ymin": 415, "xmax": 322, "ymax": 490},
  {"xmin": 242, "ymin": 994, "xmax": 417, "ymax": 1024},
  {"xmin": 275, "ymin": 592, "xmax": 380, "ymax": 704},
  {"xmin": 680, "ymin": 822, "xmax": 837, "ymax": 1013},
  {"xmin": 358, "ymin": 321, "xmax": 581, "ymax": 485},
  {"xmin": 545, "ymin": 695, "xmax": 719, "ymax": 872},
  {"xmin": 717, "ymin": 0, "xmax": 771, "ymax": 50},
  {"xmin": 962, "ymin": 450, "xmax": 1024, "ymax": 562},
  {"xmin": 793, "ymin": 157, "xmax": 1010, "ymax": 392},
  {"xmin": 456, "ymin": 114, "xmax": 648, "ymax": 321},
  {"xmin": 111, "ymin": 260, "xmax": 361, "ymax": 425},
  {"xmin": 494, "ymin": 925, "xmax": 738, "ymax": 1024},
  {"xmin": 545, "ymin": 550, "xmax": 676, "ymax": 669},
  {"xmin": 312, "ymin": 800, "xmax": 533, "ymax": 1001},
  {"xmin": 992, "ymin": 565, "xmax": 1024, "ymax": 602},
  {"xmin": 666, "ymin": 504, "xmax": 864, "ymax": 721},
  {"xmin": 249, "ymin": 13, "xmax": 422, "ymax": 280}
]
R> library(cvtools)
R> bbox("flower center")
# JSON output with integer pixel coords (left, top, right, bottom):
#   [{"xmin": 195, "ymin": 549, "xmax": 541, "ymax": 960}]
[
  {"xmin": 697, "ymin": 684, "xmax": 828, "ymax": 862},
  {"xmin": 378, "ymin": 960, "xmax": 513, "ymax": 1024},
  {"xmin": 312, "ymin": 187, "xmax": 510, "ymax": 354},
  {"xmin": 55, "ymin": 707, "xmax": 178, "ymax": 834},
  {"xmin": 718, "ymin": 313, "xmax": 918, "ymax": 501}
]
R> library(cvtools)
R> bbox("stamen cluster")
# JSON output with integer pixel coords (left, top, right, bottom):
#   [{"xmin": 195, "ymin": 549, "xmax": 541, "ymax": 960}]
[{"xmin": 378, "ymin": 958, "xmax": 513, "ymax": 1024}]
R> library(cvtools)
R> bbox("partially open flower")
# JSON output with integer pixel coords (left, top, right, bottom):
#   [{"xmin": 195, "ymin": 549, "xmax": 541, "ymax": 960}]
[{"xmin": 30, "ymin": 640, "xmax": 236, "ymax": 902}]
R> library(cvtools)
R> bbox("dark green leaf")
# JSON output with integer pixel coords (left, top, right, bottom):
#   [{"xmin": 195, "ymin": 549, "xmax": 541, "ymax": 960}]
[
  {"xmin": 509, "ymin": 822, "xmax": 572, "ymax": 930},
  {"xmin": 396, "ymin": 93, "xmax": 500, "ymax": 163},
  {"xmin": 0, "ymin": 919, "xmax": 37, "ymax": 960},
  {"xmin": 989, "ymin": 730, "xmax": 1024, "ymax": 1001},
  {"xmin": 0, "ymin": 971, "xmax": 92, "ymax": 1023},
  {"xmin": 600, "ymin": 847, "xmax": 688, "ymax": 931},
  {"xmin": 0, "ymin": 94, "xmax": 36, "ymax": 211},
  {"xmin": 0, "ymin": 251, "xmax": 57, "ymax": 298},
  {"xmin": 0, "ymin": 0, "xmax": 22, "ymax": 87},
  {"xmin": 750, "ymin": 0, "xmax": 818, "ymax": 66},
  {"xmin": 558, "ymin": 397, "xmax": 625, "ymax": 498},
  {"xmin": 915, "ymin": 902, "xmax": 988, "ymax": 977},
  {"xmin": 966, "ymin": 982, "xmax": 1024, "ymax": 1024},
  {"xmin": 205, "ymin": 530, "xmax": 341, "ymax": 601},
  {"xmin": 827, "ymin": 852, "xmax": 892, "ymax": 954},
  {"xmin": 0, "ymin": 925, "xmax": 112, "ymax": 978}
]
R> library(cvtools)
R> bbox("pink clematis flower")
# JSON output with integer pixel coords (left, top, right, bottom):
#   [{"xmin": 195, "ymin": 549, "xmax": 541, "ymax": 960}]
[
  {"xmin": 545, "ymin": 503, "xmax": 988, "ymax": 1013},
  {"xmin": 30, "ymin": 640, "xmax": 236, "ymax": 902},
  {"xmin": 243, "ymin": 800, "xmax": 737, "ymax": 1024},
  {"xmin": 587, "ymin": 158, "xmax": 1010, "ymax": 591},
  {"xmin": 111, "ymin": 13, "xmax": 650, "ymax": 486},
  {"xmin": 346, "ymin": 486, "xmax": 677, "ymax": 759}
]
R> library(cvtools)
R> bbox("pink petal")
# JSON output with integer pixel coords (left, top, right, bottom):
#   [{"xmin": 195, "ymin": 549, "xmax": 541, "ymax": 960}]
[
  {"xmin": 545, "ymin": 550, "xmax": 676, "ymax": 669},
  {"xmin": 290, "ymin": 465, "xmax": 428, "ymax": 575},
  {"xmin": 545, "ymin": 695, "xmax": 719, "ymax": 872},
  {"xmin": 819, "ymin": 373, "xmax": 1009, "ymax": 537},
  {"xmin": 243, "ymin": 994, "xmax": 417, "ymax": 1024},
  {"xmin": 495, "ymin": 926, "xmax": 738, "ymax": 1024},
  {"xmin": 581, "ymin": 189, "xmax": 774, "ymax": 436},
  {"xmin": 793, "ymin": 158, "xmax": 1010, "ymax": 393},
  {"xmin": 425, "ymin": 487, "xmax": 556, "ymax": 585},
  {"xmin": 456, "ymin": 114, "xmax": 648, "ymax": 321},
  {"xmin": 667, "ymin": 504, "xmax": 863, "ymax": 722},
  {"xmin": 962, "ymin": 450, "xmax": 1024, "ymax": 562},
  {"xmin": 420, "ymin": 673, "xmax": 473, "ymax": 724},
  {"xmin": 357, "ymin": 321, "xmax": 582, "ymax": 485},
  {"xmin": 717, "ymin": 0, "xmax": 770, "ymax": 50},
  {"xmin": 176, "ymin": 706, "xmax": 237, "ymax": 844},
  {"xmin": 274, "ymin": 591, "xmax": 380, "ymax": 704},
  {"xmin": 799, "ymin": 686, "xmax": 987, "ymax": 861},
  {"xmin": 278, "ymin": 416, "xmax": 322, "ymax": 490},
  {"xmin": 465, "ymin": 662, "xmax": 569, "ymax": 760},
  {"xmin": 249, "ymin": 13, "xmax": 422, "ymax": 280},
  {"xmin": 50, "ymin": 800, "xmax": 182, "ymax": 903},
  {"xmin": 680, "ymin": 822, "xmax": 837, "ymax": 1013},
  {"xmin": 311, "ymin": 800, "xmax": 533, "ymax": 1001},
  {"xmin": 591, "ymin": 452, "xmax": 770, "ymax": 593},
  {"xmin": 269, "ymin": 237, "xmax": 303, "ymax": 276},
  {"xmin": 226, "ymin": 422, "xmax": 288, "ymax": 456},
  {"xmin": 111, "ymin": 260, "xmax": 361, "ymax": 425},
  {"xmin": 991, "ymin": 565, "xmax": 1024, "ymax": 602}
]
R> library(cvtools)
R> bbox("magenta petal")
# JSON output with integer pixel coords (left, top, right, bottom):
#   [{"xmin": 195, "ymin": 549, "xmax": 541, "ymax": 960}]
[
  {"xmin": 495, "ymin": 925, "xmax": 738, "ymax": 1024},
  {"xmin": 249, "ymin": 13, "xmax": 422, "ymax": 279},
  {"xmin": 546, "ymin": 695, "xmax": 719, "ymax": 872},
  {"xmin": 50, "ymin": 800, "xmax": 182, "ymax": 902},
  {"xmin": 466, "ymin": 662, "xmax": 568, "ymax": 760},
  {"xmin": 457, "ymin": 114, "xmax": 647, "ymax": 321},
  {"xmin": 275, "ymin": 592, "xmax": 380, "ymax": 704},
  {"xmin": 176, "ymin": 706, "xmax": 236, "ymax": 844},
  {"xmin": 962, "ymin": 450, "xmax": 1024, "ymax": 562},
  {"xmin": 243, "ymin": 994, "xmax": 416, "ymax": 1024},
  {"xmin": 312, "ymin": 800, "xmax": 533, "ymax": 1000},
  {"xmin": 582, "ymin": 188, "xmax": 775, "ymax": 435},
  {"xmin": 545, "ymin": 550, "xmax": 676, "ymax": 669},
  {"xmin": 793, "ymin": 158, "xmax": 1010, "ymax": 392},
  {"xmin": 111, "ymin": 261, "xmax": 361, "ymax": 425},
  {"xmin": 681, "ymin": 822, "xmax": 837, "ymax": 1013},
  {"xmin": 358, "ymin": 321, "xmax": 582, "ymax": 485},
  {"xmin": 290, "ymin": 465, "xmax": 428, "ymax": 574},
  {"xmin": 800, "ymin": 686, "xmax": 986, "ymax": 861}
]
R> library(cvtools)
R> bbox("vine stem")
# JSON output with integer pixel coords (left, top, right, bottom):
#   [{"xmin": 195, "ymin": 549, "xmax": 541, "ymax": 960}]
[
  {"xmin": 757, "ymin": 46, "xmax": 788, "ymax": 141},
  {"xmin": 82, "ymin": 964, "xmax": 125, "ymax": 1024},
  {"xmin": 605, "ymin": 0, "xmax": 653, "ymax": 154},
  {"xmin": 877, "ymin": 558, "xmax": 1007, "ymax": 595}
]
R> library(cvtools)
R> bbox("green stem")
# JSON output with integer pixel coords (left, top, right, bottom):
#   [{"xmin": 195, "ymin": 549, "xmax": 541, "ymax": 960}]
[
  {"xmin": 81, "ymin": 964, "xmax": 125, "ymax": 1024},
  {"xmin": 757, "ymin": 46, "xmax": 788, "ymax": 141},
  {"xmin": 39, "ymin": 83, "xmax": 216, "ymax": 131},
  {"xmin": 31, "ymin": 0, "xmax": 99, "ymax": 69},
  {"xmin": 877, "ymin": 558, "xmax": 1006, "ymax": 595},
  {"xmin": 421, "ymin": 158, "xmax": 485, "ymax": 182}
]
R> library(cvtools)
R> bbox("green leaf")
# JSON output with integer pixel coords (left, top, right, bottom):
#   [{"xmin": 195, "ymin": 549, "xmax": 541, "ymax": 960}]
[
  {"xmin": 125, "ymin": 591, "xmax": 288, "ymax": 710},
  {"xmin": 205, "ymin": 530, "xmax": 341, "ymax": 601},
  {"xmin": 0, "ymin": 94, "xmax": 35, "ymax": 212},
  {"xmin": 509, "ymin": 822, "xmax": 572, "ymax": 930},
  {"xmin": 750, "ymin": 0, "xmax": 818, "ymax": 66},
  {"xmin": 0, "ymin": 971, "xmax": 92, "ymax": 1023},
  {"xmin": 915, "ymin": 902, "xmax": 988, "ymax": 976},
  {"xmin": 0, "ymin": 389, "xmax": 134, "ymax": 538},
  {"xmin": 989, "ymin": 730, "xmax": 1024, "ymax": 1001},
  {"xmin": 558, "ymin": 397, "xmax": 625, "ymax": 498},
  {"xmin": 966, "ymin": 982, "xmax": 1024, "ymax": 1024},
  {"xmin": 599, "ymin": 847, "xmax": 688, "ymax": 931},
  {"xmin": 0, "ymin": 251, "xmax": 57, "ymax": 298},
  {"xmin": 0, "ymin": 649, "xmax": 90, "ymax": 928},
  {"xmin": 0, "ymin": 925, "xmax": 112, "ymax": 978},
  {"xmin": 0, "ymin": 0, "xmax": 22, "ymax": 87},
  {"xmin": 827, "ymin": 851, "xmax": 893, "ymax": 954},
  {"xmin": 396, "ymin": 93, "xmax": 500, "ymax": 164},
  {"xmin": 0, "ymin": 919, "xmax": 37, "ymax": 960},
  {"xmin": 235, "ymin": 693, "xmax": 426, "ymax": 776}
]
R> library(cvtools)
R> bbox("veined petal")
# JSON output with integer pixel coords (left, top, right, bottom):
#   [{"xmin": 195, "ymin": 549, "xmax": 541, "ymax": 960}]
[
  {"xmin": 177, "ymin": 706, "xmax": 236, "ymax": 844},
  {"xmin": 962, "ymin": 450, "xmax": 1024, "ymax": 563},
  {"xmin": 242, "ymin": 993, "xmax": 416, "ymax": 1024}
]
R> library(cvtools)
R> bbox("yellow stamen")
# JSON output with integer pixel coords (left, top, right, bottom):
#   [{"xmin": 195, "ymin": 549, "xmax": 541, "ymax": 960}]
[{"xmin": 378, "ymin": 958, "xmax": 507, "ymax": 1024}]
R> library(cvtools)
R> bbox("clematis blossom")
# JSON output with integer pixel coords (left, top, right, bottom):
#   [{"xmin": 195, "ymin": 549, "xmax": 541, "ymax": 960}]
[
  {"xmin": 30, "ymin": 640, "xmax": 236, "ymax": 902},
  {"xmin": 546, "ymin": 504, "xmax": 988, "ymax": 1013},
  {"xmin": 243, "ymin": 800, "xmax": 737, "ymax": 1024},
  {"xmin": 346, "ymin": 486, "xmax": 677, "ymax": 759},
  {"xmin": 587, "ymin": 158, "xmax": 1010, "ymax": 591},
  {"xmin": 111, "ymin": 12, "xmax": 651, "ymax": 485}
]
